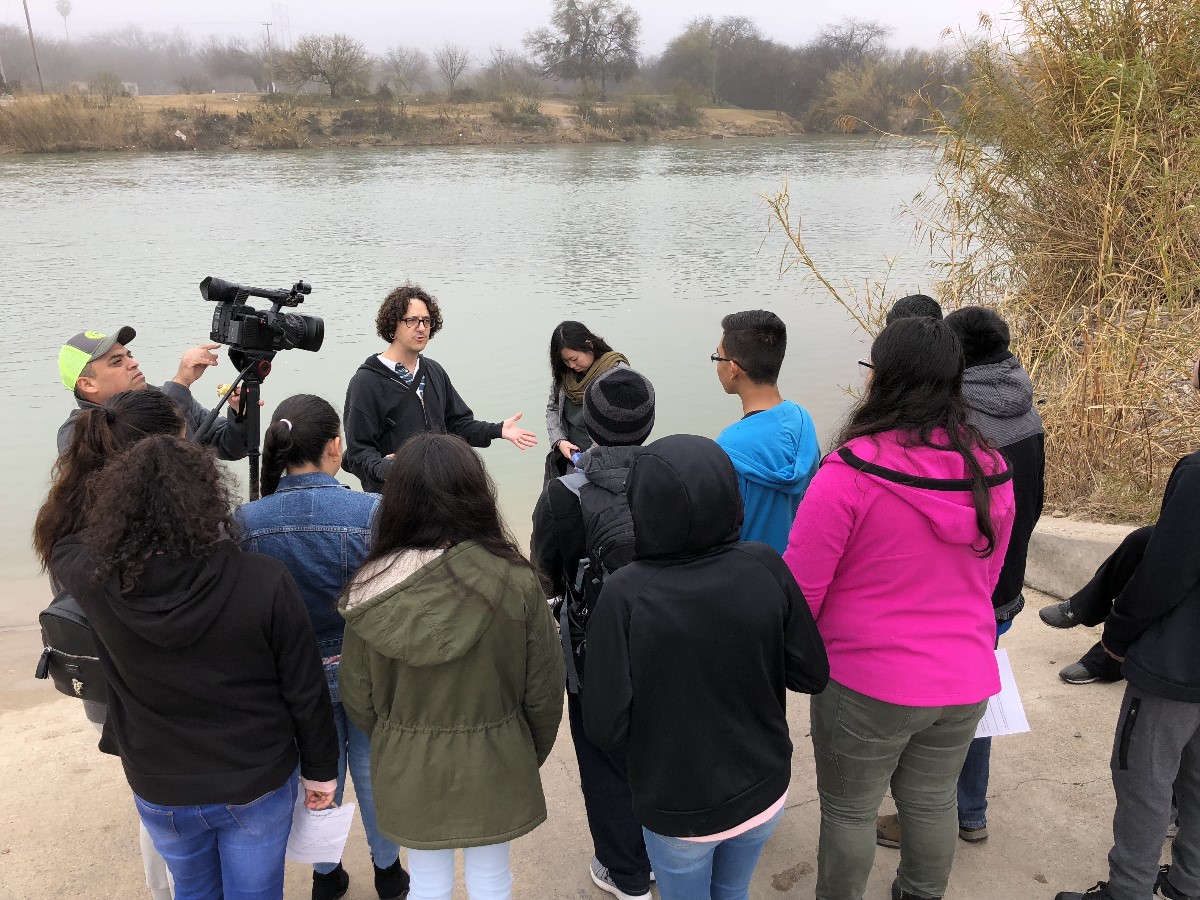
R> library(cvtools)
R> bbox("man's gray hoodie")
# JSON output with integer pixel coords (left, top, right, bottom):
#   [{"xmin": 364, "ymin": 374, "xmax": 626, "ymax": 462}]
[{"xmin": 57, "ymin": 381, "xmax": 249, "ymax": 460}]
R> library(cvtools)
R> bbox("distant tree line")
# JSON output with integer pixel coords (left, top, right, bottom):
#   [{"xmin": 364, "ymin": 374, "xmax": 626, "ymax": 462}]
[{"xmin": 0, "ymin": 1, "xmax": 972, "ymax": 132}]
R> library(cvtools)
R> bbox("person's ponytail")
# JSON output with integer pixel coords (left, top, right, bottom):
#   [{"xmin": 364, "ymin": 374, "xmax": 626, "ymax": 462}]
[
  {"xmin": 34, "ymin": 389, "xmax": 183, "ymax": 570},
  {"xmin": 260, "ymin": 395, "xmax": 342, "ymax": 497},
  {"xmin": 260, "ymin": 419, "xmax": 296, "ymax": 497}
]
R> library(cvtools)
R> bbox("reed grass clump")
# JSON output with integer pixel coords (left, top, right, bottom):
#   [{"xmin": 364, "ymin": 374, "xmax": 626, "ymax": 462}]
[
  {"xmin": 771, "ymin": 0, "xmax": 1200, "ymax": 520},
  {"xmin": 0, "ymin": 94, "xmax": 141, "ymax": 152}
]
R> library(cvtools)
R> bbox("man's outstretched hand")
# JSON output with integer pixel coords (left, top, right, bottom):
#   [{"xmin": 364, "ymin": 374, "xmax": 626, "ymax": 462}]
[
  {"xmin": 173, "ymin": 343, "xmax": 221, "ymax": 388},
  {"xmin": 502, "ymin": 412, "xmax": 538, "ymax": 450}
]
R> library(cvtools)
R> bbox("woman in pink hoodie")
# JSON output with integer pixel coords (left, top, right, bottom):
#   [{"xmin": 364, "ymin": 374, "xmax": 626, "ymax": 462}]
[{"xmin": 783, "ymin": 317, "xmax": 1015, "ymax": 900}]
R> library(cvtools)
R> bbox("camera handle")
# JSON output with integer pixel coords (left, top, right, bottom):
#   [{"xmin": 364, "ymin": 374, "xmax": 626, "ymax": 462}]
[{"xmin": 192, "ymin": 350, "xmax": 275, "ymax": 500}]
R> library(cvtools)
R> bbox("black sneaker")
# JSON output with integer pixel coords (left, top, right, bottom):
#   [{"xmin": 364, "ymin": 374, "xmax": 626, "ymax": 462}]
[
  {"xmin": 312, "ymin": 864, "xmax": 350, "ymax": 900},
  {"xmin": 1060, "ymin": 662, "xmax": 1103, "ymax": 685},
  {"xmin": 1055, "ymin": 883, "xmax": 1112, "ymax": 900},
  {"xmin": 1040, "ymin": 600, "xmax": 1080, "ymax": 628},
  {"xmin": 1157, "ymin": 864, "xmax": 1197, "ymax": 900},
  {"xmin": 374, "ymin": 857, "xmax": 411, "ymax": 900},
  {"xmin": 890, "ymin": 879, "xmax": 941, "ymax": 900}
]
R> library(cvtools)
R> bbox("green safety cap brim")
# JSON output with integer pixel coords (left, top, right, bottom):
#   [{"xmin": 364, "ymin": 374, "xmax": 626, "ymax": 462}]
[{"xmin": 59, "ymin": 326, "xmax": 136, "ymax": 391}]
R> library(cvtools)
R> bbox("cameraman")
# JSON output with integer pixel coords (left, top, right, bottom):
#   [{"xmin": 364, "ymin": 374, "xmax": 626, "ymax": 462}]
[{"xmin": 57, "ymin": 327, "xmax": 250, "ymax": 460}]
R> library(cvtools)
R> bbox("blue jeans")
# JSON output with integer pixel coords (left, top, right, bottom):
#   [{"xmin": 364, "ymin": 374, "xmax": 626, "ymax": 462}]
[
  {"xmin": 642, "ymin": 807, "xmax": 783, "ymax": 900},
  {"xmin": 957, "ymin": 627, "xmax": 1005, "ymax": 830},
  {"xmin": 134, "ymin": 775, "xmax": 296, "ymax": 900},
  {"xmin": 314, "ymin": 696, "xmax": 401, "ymax": 874},
  {"xmin": 957, "ymin": 736, "xmax": 990, "ymax": 829}
]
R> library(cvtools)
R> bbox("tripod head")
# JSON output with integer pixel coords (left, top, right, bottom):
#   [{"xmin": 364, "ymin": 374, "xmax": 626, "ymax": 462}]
[{"xmin": 193, "ymin": 348, "xmax": 277, "ymax": 500}]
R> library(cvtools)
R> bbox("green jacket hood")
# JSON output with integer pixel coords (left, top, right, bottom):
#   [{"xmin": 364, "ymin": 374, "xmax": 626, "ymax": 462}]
[{"xmin": 340, "ymin": 541, "xmax": 511, "ymax": 667}]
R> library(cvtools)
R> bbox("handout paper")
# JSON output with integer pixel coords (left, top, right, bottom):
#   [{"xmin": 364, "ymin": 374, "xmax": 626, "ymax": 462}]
[
  {"xmin": 286, "ymin": 795, "xmax": 357, "ymax": 865},
  {"xmin": 974, "ymin": 648, "xmax": 1031, "ymax": 739}
]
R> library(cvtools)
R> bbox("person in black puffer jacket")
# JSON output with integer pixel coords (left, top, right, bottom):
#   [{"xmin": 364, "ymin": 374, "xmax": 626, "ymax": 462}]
[
  {"xmin": 532, "ymin": 366, "xmax": 656, "ymax": 900},
  {"xmin": 583, "ymin": 433, "xmax": 829, "ymax": 900}
]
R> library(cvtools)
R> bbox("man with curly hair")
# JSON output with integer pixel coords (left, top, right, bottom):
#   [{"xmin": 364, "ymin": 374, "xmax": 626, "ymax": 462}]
[{"xmin": 342, "ymin": 283, "xmax": 538, "ymax": 492}]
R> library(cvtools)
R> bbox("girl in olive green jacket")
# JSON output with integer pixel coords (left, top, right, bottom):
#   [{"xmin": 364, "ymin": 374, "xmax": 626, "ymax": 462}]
[{"xmin": 339, "ymin": 433, "xmax": 564, "ymax": 900}]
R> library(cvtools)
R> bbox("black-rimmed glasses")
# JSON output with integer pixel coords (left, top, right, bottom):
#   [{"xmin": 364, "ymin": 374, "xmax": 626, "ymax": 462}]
[
  {"xmin": 857, "ymin": 359, "xmax": 875, "ymax": 370},
  {"xmin": 710, "ymin": 352, "xmax": 741, "ymax": 366},
  {"xmin": 400, "ymin": 316, "xmax": 433, "ymax": 329}
]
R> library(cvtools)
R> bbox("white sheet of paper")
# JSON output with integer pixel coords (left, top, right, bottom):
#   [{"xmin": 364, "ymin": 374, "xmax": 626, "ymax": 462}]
[
  {"xmin": 975, "ymin": 648, "xmax": 1031, "ymax": 739},
  {"xmin": 285, "ymin": 795, "xmax": 356, "ymax": 865}
]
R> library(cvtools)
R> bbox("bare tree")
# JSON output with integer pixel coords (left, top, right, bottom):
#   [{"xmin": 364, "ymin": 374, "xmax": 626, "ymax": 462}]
[
  {"xmin": 525, "ymin": 0, "xmax": 641, "ymax": 98},
  {"xmin": 432, "ymin": 43, "xmax": 471, "ymax": 93},
  {"xmin": 55, "ymin": 0, "xmax": 71, "ymax": 42},
  {"xmin": 280, "ymin": 33, "xmax": 371, "ymax": 99},
  {"xmin": 199, "ymin": 36, "xmax": 269, "ymax": 91},
  {"xmin": 813, "ymin": 18, "xmax": 893, "ymax": 68},
  {"xmin": 381, "ymin": 45, "xmax": 428, "ymax": 94},
  {"xmin": 480, "ymin": 46, "xmax": 540, "ymax": 96},
  {"xmin": 89, "ymin": 70, "xmax": 125, "ymax": 106}
]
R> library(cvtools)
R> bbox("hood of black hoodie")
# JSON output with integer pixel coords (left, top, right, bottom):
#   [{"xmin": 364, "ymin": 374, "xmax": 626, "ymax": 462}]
[
  {"xmin": 626, "ymin": 434, "xmax": 743, "ymax": 560},
  {"xmin": 53, "ymin": 536, "xmax": 243, "ymax": 650}
]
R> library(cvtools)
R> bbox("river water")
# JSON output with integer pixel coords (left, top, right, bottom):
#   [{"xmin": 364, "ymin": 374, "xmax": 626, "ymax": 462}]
[{"xmin": 0, "ymin": 136, "xmax": 939, "ymax": 627}]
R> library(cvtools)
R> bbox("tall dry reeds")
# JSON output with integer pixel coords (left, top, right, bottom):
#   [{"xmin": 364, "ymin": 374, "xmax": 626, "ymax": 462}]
[
  {"xmin": 0, "ymin": 94, "xmax": 141, "ymax": 152},
  {"xmin": 770, "ymin": 0, "xmax": 1200, "ymax": 520}
]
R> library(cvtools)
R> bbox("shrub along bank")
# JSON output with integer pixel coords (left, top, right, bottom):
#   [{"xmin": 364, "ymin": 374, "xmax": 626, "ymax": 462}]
[{"xmin": 0, "ymin": 93, "xmax": 792, "ymax": 153}]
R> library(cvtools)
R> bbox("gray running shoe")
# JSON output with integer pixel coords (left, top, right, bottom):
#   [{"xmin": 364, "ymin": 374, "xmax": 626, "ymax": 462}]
[{"xmin": 589, "ymin": 857, "xmax": 650, "ymax": 900}]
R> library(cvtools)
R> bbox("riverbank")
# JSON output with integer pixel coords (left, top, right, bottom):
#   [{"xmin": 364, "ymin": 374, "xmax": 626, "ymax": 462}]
[
  {"xmin": 0, "ymin": 588, "xmax": 1148, "ymax": 899},
  {"xmin": 0, "ymin": 93, "xmax": 796, "ymax": 153}
]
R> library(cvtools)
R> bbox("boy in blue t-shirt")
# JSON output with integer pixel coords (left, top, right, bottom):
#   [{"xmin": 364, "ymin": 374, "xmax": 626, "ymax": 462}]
[{"xmin": 713, "ymin": 310, "xmax": 820, "ymax": 555}]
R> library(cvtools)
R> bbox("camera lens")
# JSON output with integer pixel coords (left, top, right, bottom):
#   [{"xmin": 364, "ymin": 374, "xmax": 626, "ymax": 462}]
[{"xmin": 278, "ymin": 312, "xmax": 324, "ymax": 352}]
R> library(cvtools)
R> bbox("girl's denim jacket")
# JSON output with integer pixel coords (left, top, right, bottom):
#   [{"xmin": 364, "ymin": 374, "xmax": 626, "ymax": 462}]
[{"xmin": 236, "ymin": 473, "xmax": 379, "ymax": 701}]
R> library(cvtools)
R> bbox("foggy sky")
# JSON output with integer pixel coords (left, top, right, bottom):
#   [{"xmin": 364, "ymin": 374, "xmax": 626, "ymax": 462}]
[{"xmin": 7, "ymin": 0, "xmax": 1016, "ymax": 55}]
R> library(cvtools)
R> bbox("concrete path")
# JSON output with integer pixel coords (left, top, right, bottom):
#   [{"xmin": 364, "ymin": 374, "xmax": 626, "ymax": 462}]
[{"xmin": 0, "ymin": 591, "xmax": 1148, "ymax": 899}]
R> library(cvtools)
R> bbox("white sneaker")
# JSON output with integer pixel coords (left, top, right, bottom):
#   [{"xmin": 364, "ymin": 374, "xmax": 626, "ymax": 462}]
[{"xmin": 589, "ymin": 857, "xmax": 651, "ymax": 900}]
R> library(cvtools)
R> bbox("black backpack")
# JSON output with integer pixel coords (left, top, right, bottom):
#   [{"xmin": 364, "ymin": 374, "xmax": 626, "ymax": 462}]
[
  {"xmin": 558, "ymin": 472, "xmax": 636, "ymax": 693},
  {"xmin": 33, "ymin": 591, "xmax": 107, "ymax": 703}
]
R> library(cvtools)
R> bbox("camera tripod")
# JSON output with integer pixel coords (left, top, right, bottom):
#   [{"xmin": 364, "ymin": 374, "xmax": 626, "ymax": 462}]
[{"xmin": 193, "ymin": 348, "xmax": 275, "ymax": 500}]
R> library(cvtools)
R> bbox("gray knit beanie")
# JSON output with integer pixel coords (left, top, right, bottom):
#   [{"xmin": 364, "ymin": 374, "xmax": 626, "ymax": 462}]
[{"xmin": 583, "ymin": 368, "xmax": 656, "ymax": 447}]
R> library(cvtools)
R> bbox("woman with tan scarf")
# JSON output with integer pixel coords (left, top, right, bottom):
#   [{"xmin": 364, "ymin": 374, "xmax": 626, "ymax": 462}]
[{"xmin": 544, "ymin": 321, "xmax": 628, "ymax": 480}]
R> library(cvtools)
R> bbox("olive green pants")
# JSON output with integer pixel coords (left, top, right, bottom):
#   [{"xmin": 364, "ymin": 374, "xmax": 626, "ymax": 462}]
[{"xmin": 810, "ymin": 679, "xmax": 987, "ymax": 900}]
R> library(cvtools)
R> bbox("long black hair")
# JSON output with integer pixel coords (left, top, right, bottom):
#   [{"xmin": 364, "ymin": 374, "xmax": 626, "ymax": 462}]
[
  {"xmin": 34, "ymin": 389, "xmax": 183, "ymax": 570},
  {"xmin": 837, "ymin": 316, "xmax": 1002, "ymax": 556},
  {"xmin": 549, "ymin": 320, "xmax": 614, "ymax": 389},
  {"xmin": 261, "ymin": 394, "xmax": 341, "ymax": 496},
  {"xmin": 354, "ymin": 432, "xmax": 543, "ymax": 596}
]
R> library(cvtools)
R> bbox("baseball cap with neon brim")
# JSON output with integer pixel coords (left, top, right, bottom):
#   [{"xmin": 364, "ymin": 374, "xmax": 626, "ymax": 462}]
[{"xmin": 59, "ymin": 327, "xmax": 137, "ymax": 391}]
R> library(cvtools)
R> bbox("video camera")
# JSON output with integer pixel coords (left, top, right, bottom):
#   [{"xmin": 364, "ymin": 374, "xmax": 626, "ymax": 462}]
[{"xmin": 199, "ymin": 276, "xmax": 324, "ymax": 354}]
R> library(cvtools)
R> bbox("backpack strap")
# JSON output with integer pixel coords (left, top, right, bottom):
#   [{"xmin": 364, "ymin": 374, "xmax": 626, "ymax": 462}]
[
  {"xmin": 560, "ymin": 600, "xmax": 581, "ymax": 695},
  {"xmin": 558, "ymin": 471, "xmax": 588, "ymax": 497}
]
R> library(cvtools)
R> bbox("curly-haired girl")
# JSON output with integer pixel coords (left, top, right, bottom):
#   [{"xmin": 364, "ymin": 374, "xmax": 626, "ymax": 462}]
[{"xmin": 51, "ymin": 435, "xmax": 339, "ymax": 900}]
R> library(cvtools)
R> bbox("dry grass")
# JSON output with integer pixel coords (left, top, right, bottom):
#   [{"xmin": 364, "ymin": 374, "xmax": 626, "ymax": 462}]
[
  {"xmin": 768, "ymin": 0, "xmax": 1200, "ymax": 521},
  {"xmin": 0, "ymin": 94, "xmax": 141, "ymax": 152}
]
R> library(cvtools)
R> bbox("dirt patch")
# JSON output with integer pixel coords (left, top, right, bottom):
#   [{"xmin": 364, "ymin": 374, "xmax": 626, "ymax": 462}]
[{"xmin": 772, "ymin": 861, "xmax": 814, "ymax": 891}]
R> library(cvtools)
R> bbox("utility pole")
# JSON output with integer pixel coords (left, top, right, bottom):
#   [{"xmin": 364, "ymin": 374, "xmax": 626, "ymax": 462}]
[
  {"xmin": 22, "ymin": 0, "xmax": 45, "ymax": 94},
  {"xmin": 263, "ymin": 22, "xmax": 274, "ymax": 93},
  {"xmin": 0, "ymin": 42, "xmax": 8, "ymax": 88}
]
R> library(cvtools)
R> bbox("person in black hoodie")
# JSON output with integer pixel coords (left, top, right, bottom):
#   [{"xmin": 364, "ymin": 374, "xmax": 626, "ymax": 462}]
[
  {"xmin": 876, "ymin": 305, "xmax": 1046, "ymax": 849},
  {"xmin": 532, "ymin": 366, "xmax": 656, "ymax": 900},
  {"xmin": 342, "ymin": 282, "xmax": 537, "ymax": 491},
  {"xmin": 583, "ymin": 433, "xmax": 829, "ymax": 900},
  {"xmin": 51, "ymin": 435, "xmax": 339, "ymax": 900},
  {"xmin": 1055, "ymin": 357, "xmax": 1200, "ymax": 900}
]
